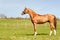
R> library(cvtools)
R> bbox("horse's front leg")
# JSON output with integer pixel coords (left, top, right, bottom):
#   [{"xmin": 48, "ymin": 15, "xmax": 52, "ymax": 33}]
[{"xmin": 33, "ymin": 23, "xmax": 37, "ymax": 36}]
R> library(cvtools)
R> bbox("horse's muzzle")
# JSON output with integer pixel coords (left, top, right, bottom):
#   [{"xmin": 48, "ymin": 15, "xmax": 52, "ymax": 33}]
[
  {"xmin": 21, "ymin": 12, "xmax": 25, "ymax": 15},
  {"xmin": 21, "ymin": 13, "xmax": 24, "ymax": 15},
  {"xmin": 21, "ymin": 12, "xmax": 24, "ymax": 15}
]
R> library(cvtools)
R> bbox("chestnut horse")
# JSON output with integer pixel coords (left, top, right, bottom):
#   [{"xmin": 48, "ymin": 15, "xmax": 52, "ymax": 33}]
[{"xmin": 22, "ymin": 8, "xmax": 56, "ymax": 36}]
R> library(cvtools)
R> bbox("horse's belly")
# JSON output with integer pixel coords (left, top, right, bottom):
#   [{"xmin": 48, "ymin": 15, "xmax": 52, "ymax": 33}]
[
  {"xmin": 36, "ymin": 19, "xmax": 48, "ymax": 24},
  {"xmin": 33, "ymin": 16, "xmax": 48, "ymax": 24},
  {"xmin": 37, "ymin": 21, "xmax": 46, "ymax": 24}
]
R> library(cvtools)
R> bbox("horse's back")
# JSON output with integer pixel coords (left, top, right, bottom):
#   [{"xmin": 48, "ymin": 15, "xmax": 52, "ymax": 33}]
[
  {"xmin": 46, "ymin": 14, "xmax": 56, "ymax": 18},
  {"xmin": 45, "ymin": 14, "xmax": 56, "ymax": 22}
]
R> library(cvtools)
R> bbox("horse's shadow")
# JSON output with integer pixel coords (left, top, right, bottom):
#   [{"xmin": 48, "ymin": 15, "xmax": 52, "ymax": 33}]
[
  {"xmin": 25, "ymin": 33, "xmax": 48, "ymax": 36},
  {"xmin": 15, "ymin": 33, "xmax": 48, "ymax": 36}
]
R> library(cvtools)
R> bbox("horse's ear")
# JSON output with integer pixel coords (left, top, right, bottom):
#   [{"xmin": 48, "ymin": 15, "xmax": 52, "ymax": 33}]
[{"xmin": 25, "ymin": 7, "xmax": 27, "ymax": 9}]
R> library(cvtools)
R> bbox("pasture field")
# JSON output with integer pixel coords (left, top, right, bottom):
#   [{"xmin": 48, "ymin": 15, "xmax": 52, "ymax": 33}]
[{"xmin": 0, "ymin": 18, "xmax": 60, "ymax": 40}]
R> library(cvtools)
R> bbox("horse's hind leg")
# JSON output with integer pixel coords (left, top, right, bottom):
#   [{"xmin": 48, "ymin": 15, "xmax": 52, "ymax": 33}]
[
  {"xmin": 54, "ymin": 29, "xmax": 56, "ymax": 35},
  {"xmin": 51, "ymin": 22, "xmax": 56, "ymax": 35},
  {"xmin": 49, "ymin": 23, "xmax": 53, "ymax": 36},
  {"xmin": 49, "ymin": 22, "xmax": 56, "ymax": 36},
  {"xmin": 49, "ymin": 22, "xmax": 54, "ymax": 36},
  {"xmin": 53, "ymin": 23, "xmax": 56, "ymax": 36}
]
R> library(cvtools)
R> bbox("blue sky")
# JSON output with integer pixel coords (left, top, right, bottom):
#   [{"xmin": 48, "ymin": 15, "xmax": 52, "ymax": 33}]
[{"xmin": 0, "ymin": 0, "xmax": 60, "ymax": 18}]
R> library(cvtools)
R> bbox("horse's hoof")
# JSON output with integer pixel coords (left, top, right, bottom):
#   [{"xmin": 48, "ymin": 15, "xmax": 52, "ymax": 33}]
[{"xmin": 34, "ymin": 32, "xmax": 37, "ymax": 36}]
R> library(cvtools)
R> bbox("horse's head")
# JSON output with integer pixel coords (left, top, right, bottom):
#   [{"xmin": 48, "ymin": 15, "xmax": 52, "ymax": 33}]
[{"xmin": 22, "ymin": 8, "xmax": 29, "ymax": 15}]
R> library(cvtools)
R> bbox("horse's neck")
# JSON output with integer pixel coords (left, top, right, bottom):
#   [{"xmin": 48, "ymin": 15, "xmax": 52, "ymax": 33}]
[{"xmin": 29, "ymin": 10, "xmax": 37, "ymax": 18}]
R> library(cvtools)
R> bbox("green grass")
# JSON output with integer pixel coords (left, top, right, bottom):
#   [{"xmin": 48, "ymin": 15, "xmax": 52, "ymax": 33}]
[{"xmin": 0, "ymin": 19, "xmax": 60, "ymax": 40}]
